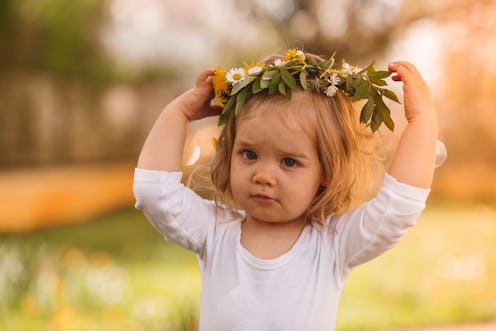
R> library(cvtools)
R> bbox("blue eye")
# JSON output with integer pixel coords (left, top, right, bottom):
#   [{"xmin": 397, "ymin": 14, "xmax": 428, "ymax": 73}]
[
  {"xmin": 242, "ymin": 150, "xmax": 257, "ymax": 160},
  {"xmin": 283, "ymin": 158, "xmax": 298, "ymax": 167}
]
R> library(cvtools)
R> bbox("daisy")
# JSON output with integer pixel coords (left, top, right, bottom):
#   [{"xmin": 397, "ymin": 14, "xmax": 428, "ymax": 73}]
[
  {"xmin": 326, "ymin": 85, "xmax": 339, "ymax": 97},
  {"xmin": 247, "ymin": 65, "xmax": 264, "ymax": 75},
  {"xmin": 328, "ymin": 74, "xmax": 341, "ymax": 86},
  {"xmin": 226, "ymin": 68, "xmax": 246, "ymax": 84},
  {"xmin": 342, "ymin": 62, "xmax": 361, "ymax": 75},
  {"xmin": 273, "ymin": 59, "xmax": 286, "ymax": 67},
  {"xmin": 325, "ymin": 74, "xmax": 341, "ymax": 97}
]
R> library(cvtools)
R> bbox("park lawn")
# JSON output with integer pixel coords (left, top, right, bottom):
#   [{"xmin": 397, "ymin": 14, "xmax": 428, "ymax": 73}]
[{"xmin": 1, "ymin": 203, "xmax": 495, "ymax": 331}]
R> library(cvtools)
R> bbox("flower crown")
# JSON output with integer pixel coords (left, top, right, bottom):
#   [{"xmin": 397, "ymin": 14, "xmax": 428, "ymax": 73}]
[{"xmin": 212, "ymin": 49, "xmax": 400, "ymax": 132}]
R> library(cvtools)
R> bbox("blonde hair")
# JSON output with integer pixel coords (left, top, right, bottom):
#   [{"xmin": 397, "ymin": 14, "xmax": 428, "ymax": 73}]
[{"xmin": 210, "ymin": 52, "xmax": 381, "ymax": 225}]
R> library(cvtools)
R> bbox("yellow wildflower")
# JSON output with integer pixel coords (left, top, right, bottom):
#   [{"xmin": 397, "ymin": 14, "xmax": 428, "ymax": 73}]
[
  {"xmin": 285, "ymin": 48, "xmax": 305, "ymax": 62},
  {"xmin": 212, "ymin": 67, "xmax": 229, "ymax": 105}
]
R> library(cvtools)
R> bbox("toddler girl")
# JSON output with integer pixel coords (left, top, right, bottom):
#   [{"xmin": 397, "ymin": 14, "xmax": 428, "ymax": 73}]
[{"xmin": 133, "ymin": 50, "xmax": 438, "ymax": 331}]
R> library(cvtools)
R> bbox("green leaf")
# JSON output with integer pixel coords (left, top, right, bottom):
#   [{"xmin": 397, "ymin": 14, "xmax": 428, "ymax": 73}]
[
  {"xmin": 318, "ymin": 58, "xmax": 332, "ymax": 70},
  {"xmin": 260, "ymin": 79, "xmax": 270, "ymax": 89},
  {"xmin": 260, "ymin": 70, "xmax": 277, "ymax": 89},
  {"xmin": 252, "ymin": 77, "xmax": 264, "ymax": 94},
  {"xmin": 285, "ymin": 86, "xmax": 292, "ymax": 100},
  {"xmin": 299, "ymin": 72, "xmax": 307, "ymax": 90},
  {"xmin": 369, "ymin": 77, "xmax": 387, "ymax": 86},
  {"xmin": 346, "ymin": 76, "xmax": 354, "ymax": 93},
  {"xmin": 278, "ymin": 81, "xmax": 287, "ymax": 95},
  {"xmin": 269, "ymin": 72, "xmax": 281, "ymax": 95},
  {"xmin": 352, "ymin": 79, "xmax": 369, "ymax": 101},
  {"xmin": 382, "ymin": 109, "xmax": 395, "ymax": 131},
  {"xmin": 218, "ymin": 112, "xmax": 228, "ymax": 126},
  {"xmin": 280, "ymin": 68, "xmax": 296, "ymax": 89},
  {"xmin": 234, "ymin": 88, "xmax": 250, "ymax": 116},
  {"xmin": 262, "ymin": 69, "xmax": 278, "ymax": 78},
  {"xmin": 349, "ymin": 77, "xmax": 360, "ymax": 90},
  {"xmin": 307, "ymin": 57, "xmax": 318, "ymax": 66},
  {"xmin": 312, "ymin": 79, "xmax": 320, "ymax": 91},
  {"xmin": 372, "ymin": 89, "xmax": 389, "ymax": 113},
  {"xmin": 368, "ymin": 70, "xmax": 392, "ymax": 79},
  {"xmin": 382, "ymin": 89, "xmax": 400, "ymax": 103},
  {"xmin": 369, "ymin": 89, "xmax": 395, "ymax": 132},
  {"xmin": 218, "ymin": 96, "xmax": 236, "ymax": 125},
  {"xmin": 230, "ymin": 77, "xmax": 255, "ymax": 95},
  {"xmin": 358, "ymin": 60, "xmax": 375, "ymax": 74},
  {"xmin": 360, "ymin": 98, "xmax": 375, "ymax": 124},
  {"xmin": 371, "ymin": 106, "xmax": 383, "ymax": 132}
]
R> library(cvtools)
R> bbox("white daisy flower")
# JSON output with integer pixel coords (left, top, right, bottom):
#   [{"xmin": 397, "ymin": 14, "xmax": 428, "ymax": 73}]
[
  {"xmin": 342, "ymin": 62, "xmax": 361, "ymax": 75},
  {"xmin": 328, "ymin": 74, "xmax": 341, "ymax": 86},
  {"xmin": 273, "ymin": 59, "xmax": 286, "ymax": 67},
  {"xmin": 326, "ymin": 74, "xmax": 341, "ymax": 97},
  {"xmin": 226, "ymin": 68, "xmax": 246, "ymax": 84},
  {"xmin": 326, "ymin": 85, "xmax": 339, "ymax": 97},
  {"xmin": 247, "ymin": 66, "xmax": 263, "ymax": 75}
]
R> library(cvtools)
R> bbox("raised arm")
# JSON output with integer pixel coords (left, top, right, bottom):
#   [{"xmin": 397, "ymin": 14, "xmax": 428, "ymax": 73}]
[
  {"xmin": 137, "ymin": 69, "xmax": 221, "ymax": 171},
  {"xmin": 387, "ymin": 62, "xmax": 438, "ymax": 189}
]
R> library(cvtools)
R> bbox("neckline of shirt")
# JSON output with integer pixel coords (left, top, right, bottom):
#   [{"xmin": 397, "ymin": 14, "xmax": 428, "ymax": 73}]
[{"xmin": 236, "ymin": 221, "xmax": 311, "ymax": 270}]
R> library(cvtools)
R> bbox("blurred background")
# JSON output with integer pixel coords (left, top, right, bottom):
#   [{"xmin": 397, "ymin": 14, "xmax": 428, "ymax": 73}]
[{"xmin": 1, "ymin": 0, "xmax": 496, "ymax": 330}]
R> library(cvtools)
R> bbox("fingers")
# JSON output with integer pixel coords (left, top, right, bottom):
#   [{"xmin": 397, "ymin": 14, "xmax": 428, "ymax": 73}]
[
  {"xmin": 388, "ymin": 61, "xmax": 425, "ymax": 85},
  {"xmin": 196, "ymin": 69, "xmax": 215, "ymax": 88}
]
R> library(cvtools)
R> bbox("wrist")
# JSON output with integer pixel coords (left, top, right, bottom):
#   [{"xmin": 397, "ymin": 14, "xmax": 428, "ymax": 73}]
[
  {"xmin": 167, "ymin": 96, "xmax": 194, "ymax": 123},
  {"xmin": 407, "ymin": 113, "xmax": 438, "ymax": 135}
]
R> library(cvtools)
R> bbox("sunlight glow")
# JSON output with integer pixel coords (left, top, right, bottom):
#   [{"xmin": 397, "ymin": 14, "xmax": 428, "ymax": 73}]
[{"xmin": 186, "ymin": 144, "xmax": 201, "ymax": 166}]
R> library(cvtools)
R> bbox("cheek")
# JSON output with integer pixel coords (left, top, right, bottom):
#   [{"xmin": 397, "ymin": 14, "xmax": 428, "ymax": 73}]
[{"xmin": 229, "ymin": 159, "xmax": 243, "ymax": 195}]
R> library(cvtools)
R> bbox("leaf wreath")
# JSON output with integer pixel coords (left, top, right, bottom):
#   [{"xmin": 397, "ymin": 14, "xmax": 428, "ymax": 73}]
[{"xmin": 213, "ymin": 49, "xmax": 400, "ymax": 132}]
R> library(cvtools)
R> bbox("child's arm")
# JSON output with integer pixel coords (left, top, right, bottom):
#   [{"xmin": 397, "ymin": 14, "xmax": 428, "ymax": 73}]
[
  {"xmin": 386, "ymin": 62, "xmax": 438, "ymax": 189},
  {"xmin": 134, "ymin": 70, "xmax": 224, "ymax": 255},
  {"xmin": 331, "ymin": 63, "xmax": 436, "ymax": 273},
  {"xmin": 137, "ymin": 69, "xmax": 221, "ymax": 171}
]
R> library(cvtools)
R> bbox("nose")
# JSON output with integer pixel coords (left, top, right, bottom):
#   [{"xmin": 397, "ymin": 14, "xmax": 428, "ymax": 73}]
[{"xmin": 252, "ymin": 167, "xmax": 277, "ymax": 186}]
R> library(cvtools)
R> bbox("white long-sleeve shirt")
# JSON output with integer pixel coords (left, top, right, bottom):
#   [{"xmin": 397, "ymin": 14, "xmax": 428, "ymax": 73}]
[{"xmin": 133, "ymin": 168, "xmax": 430, "ymax": 331}]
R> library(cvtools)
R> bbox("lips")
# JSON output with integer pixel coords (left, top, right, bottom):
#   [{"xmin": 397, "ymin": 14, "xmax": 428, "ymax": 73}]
[{"xmin": 250, "ymin": 193, "xmax": 277, "ymax": 205}]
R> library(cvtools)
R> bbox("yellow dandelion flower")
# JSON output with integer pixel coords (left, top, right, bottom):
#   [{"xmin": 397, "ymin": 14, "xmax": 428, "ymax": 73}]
[
  {"xmin": 285, "ymin": 48, "xmax": 305, "ymax": 62},
  {"xmin": 212, "ymin": 67, "xmax": 229, "ymax": 105}
]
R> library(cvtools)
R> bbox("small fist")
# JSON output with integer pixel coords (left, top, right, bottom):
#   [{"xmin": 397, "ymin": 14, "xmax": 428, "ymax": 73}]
[
  {"xmin": 388, "ymin": 62, "xmax": 436, "ymax": 123},
  {"xmin": 177, "ymin": 70, "xmax": 223, "ymax": 121}
]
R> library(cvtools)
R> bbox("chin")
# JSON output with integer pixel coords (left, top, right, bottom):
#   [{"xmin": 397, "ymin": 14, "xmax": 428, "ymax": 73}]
[{"xmin": 250, "ymin": 213, "xmax": 299, "ymax": 224}]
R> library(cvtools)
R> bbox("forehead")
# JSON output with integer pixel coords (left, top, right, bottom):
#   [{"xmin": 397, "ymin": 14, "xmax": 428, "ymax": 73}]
[
  {"xmin": 234, "ymin": 93, "xmax": 318, "ymax": 152},
  {"xmin": 236, "ymin": 90, "xmax": 317, "ymax": 137}
]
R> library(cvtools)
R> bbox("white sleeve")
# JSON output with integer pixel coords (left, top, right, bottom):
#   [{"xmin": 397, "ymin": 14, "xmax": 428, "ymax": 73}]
[
  {"xmin": 133, "ymin": 168, "xmax": 216, "ymax": 256},
  {"xmin": 331, "ymin": 173, "xmax": 430, "ymax": 273}
]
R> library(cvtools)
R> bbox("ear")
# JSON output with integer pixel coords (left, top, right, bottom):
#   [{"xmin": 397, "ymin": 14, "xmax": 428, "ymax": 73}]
[
  {"xmin": 320, "ymin": 173, "xmax": 327, "ymax": 187},
  {"xmin": 317, "ymin": 174, "xmax": 327, "ymax": 195}
]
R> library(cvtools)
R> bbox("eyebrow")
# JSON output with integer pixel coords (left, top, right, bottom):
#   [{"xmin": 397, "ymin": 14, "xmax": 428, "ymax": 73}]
[{"xmin": 234, "ymin": 140, "xmax": 310, "ymax": 159}]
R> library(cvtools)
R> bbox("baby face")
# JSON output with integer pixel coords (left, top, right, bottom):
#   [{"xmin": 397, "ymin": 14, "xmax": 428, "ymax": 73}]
[{"xmin": 230, "ymin": 101, "xmax": 324, "ymax": 225}]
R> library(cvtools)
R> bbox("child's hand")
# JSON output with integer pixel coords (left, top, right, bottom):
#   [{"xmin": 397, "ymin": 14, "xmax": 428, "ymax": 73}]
[
  {"xmin": 388, "ymin": 62, "xmax": 436, "ymax": 124},
  {"xmin": 175, "ymin": 69, "xmax": 223, "ymax": 121},
  {"xmin": 387, "ymin": 61, "xmax": 438, "ymax": 188}
]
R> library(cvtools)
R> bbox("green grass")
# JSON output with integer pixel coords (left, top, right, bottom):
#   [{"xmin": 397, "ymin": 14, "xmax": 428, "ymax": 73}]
[
  {"xmin": 339, "ymin": 203, "xmax": 496, "ymax": 330},
  {"xmin": 1, "ymin": 204, "xmax": 496, "ymax": 330}
]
